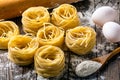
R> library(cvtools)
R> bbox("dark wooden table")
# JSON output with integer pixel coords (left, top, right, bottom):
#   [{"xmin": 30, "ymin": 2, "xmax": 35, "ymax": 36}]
[{"xmin": 0, "ymin": 0, "xmax": 120, "ymax": 80}]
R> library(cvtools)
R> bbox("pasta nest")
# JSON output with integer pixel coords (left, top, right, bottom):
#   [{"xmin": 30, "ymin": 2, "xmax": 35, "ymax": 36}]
[
  {"xmin": 8, "ymin": 35, "xmax": 39, "ymax": 66},
  {"xmin": 51, "ymin": 4, "xmax": 80, "ymax": 30},
  {"xmin": 22, "ymin": 6, "xmax": 50, "ymax": 35},
  {"xmin": 37, "ymin": 23, "xmax": 64, "ymax": 47},
  {"xmin": 0, "ymin": 21, "xmax": 19, "ymax": 49},
  {"xmin": 34, "ymin": 45, "xmax": 65, "ymax": 78},
  {"xmin": 65, "ymin": 26, "xmax": 96, "ymax": 55}
]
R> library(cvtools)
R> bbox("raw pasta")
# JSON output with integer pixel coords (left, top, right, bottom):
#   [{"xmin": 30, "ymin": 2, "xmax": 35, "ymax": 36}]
[
  {"xmin": 8, "ymin": 35, "xmax": 39, "ymax": 66},
  {"xmin": 51, "ymin": 4, "xmax": 80, "ymax": 30},
  {"xmin": 34, "ymin": 45, "xmax": 65, "ymax": 78},
  {"xmin": 65, "ymin": 26, "xmax": 96, "ymax": 55},
  {"xmin": 37, "ymin": 23, "xmax": 64, "ymax": 47},
  {"xmin": 0, "ymin": 21, "xmax": 19, "ymax": 49},
  {"xmin": 22, "ymin": 6, "xmax": 50, "ymax": 35}
]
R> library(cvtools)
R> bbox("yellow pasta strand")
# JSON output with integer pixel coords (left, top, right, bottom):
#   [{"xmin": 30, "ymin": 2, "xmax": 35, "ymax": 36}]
[
  {"xmin": 37, "ymin": 23, "xmax": 64, "ymax": 47},
  {"xmin": 34, "ymin": 45, "xmax": 65, "ymax": 78},
  {"xmin": 22, "ymin": 6, "xmax": 50, "ymax": 35},
  {"xmin": 65, "ymin": 26, "xmax": 96, "ymax": 55},
  {"xmin": 0, "ymin": 21, "xmax": 19, "ymax": 49},
  {"xmin": 8, "ymin": 35, "xmax": 39, "ymax": 66},
  {"xmin": 51, "ymin": 4, "xmax": 80, "ymax": 30}
]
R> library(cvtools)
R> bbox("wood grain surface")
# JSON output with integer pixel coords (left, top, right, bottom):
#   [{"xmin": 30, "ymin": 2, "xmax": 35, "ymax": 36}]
[
  {"xmin": 0, "ymin": 0, "xmax": 80, "ymax": 19},
  {"xmin": 0, "ymin": 0, "xmax": 120, "ymax": 80}
]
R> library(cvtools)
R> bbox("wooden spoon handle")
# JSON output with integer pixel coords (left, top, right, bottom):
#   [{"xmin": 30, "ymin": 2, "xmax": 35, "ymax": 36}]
[
  {"xmin": 92, "ymin": 47, "xmax": 120, "ymax": 64},
  {"xmin": 106, "ymin": 47, "xmax": 120, "ymax": 61}
]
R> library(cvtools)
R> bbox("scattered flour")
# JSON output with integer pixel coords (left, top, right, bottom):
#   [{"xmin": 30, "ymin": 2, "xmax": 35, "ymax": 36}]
[
  {"xmin": 78, "ymin": 11, "xmax": 95, "ymax": 27},
  {"xmin": 100, "ymin": 75, "xmax": 106, "ymax": 80},
  {"xmin": 37, "ymin": 76, "xmax": 49, "ymax": 80}
]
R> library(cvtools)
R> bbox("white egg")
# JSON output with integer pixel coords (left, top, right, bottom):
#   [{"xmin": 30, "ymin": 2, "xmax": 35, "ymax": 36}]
[
  {"xmin": 102, "ymin": 22, "xmax": 120, "ymax": 42},
  {"xmin": 92, "ymin": 6, "xmax": 117, "ymax": 27}
]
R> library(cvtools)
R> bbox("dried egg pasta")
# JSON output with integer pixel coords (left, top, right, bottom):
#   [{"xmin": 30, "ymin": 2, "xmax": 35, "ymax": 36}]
[
  {"xmin": 22, "ymin": 6, "xmax": 50, "ymax": 35},
  {"xmin": 8, "ymin": 35, "xmax": 39, "ymax": 66},
  {"xmin": 37, "ymin": 23, "xmax": 64, "ymax": 47},
  {"xmin": 0, "ymin": 21, "xmax": 19, "ymax": 49},
  {"xmin": 51, "ymin": 4, "xmax": 80, "ymax": 30},
  {"xmin": 34, "ymin": 45, "xmax": 65, "ymax": 78},
  {"xmin": 65, "ymin": 26, "xmax": 96, "ymax": 55}
]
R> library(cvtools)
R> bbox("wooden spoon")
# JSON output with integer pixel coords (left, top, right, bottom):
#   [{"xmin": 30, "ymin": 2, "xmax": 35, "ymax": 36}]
[
  {"xmin": 75, "ymin": 47, "xmax": 120, "ymax": 77},
  {"xmin": 92, "ymin": 47, "xmax": 120, "ymax": 69}
]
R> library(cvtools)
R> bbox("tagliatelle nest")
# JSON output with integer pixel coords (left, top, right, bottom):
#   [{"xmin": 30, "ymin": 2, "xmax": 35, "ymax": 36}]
[
  {"xmin": 22, "ymin": 6, "xmax": 50, "ymax": 35},
  {"xmin": 34, "ymin": 45, "xmax": 65, "ymax": 78},
  {"xmin": 8, "ymin": 35, "xmax": 39, "ymax": 66},
  {"xmin": 65, "ymin": 26, "xmax": 96, "ymax": 55},
  {"xmin": 0, "ymin": 21, "xmax": 19, "ymax": 49},
  {"xmin": 37, "ymin": 23, "xmax": 65, "ymax": 47},
  {"xmin": 51, "ymin": 4, "xmax": 80, "ymax": 30}
]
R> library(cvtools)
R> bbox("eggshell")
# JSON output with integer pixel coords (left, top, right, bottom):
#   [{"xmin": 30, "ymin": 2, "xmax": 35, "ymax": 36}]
[
  {"xmin": 102, "ymin": 22, "xmax": 120, "ymax": 42},
  {"xmin": 92, "ymin": 6, "xmax": 117, "ymax": 27}
]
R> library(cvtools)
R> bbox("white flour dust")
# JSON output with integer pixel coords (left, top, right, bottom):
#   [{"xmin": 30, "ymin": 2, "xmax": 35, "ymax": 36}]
[{"xmin": 75, "ymin": 60, "xmax": 102, "ymax": 77}]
